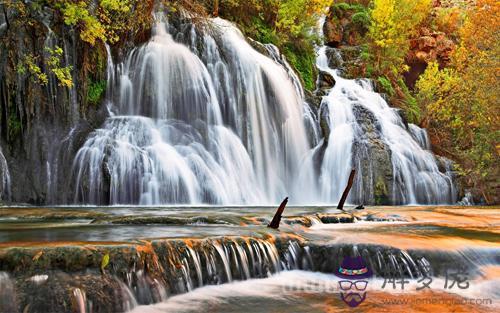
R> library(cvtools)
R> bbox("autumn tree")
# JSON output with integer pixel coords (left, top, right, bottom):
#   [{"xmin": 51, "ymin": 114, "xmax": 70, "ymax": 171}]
[
  {"xmin": 367, "ymin": 0, "xmax": 432, "ymax": 76},
  {"xmin": 416, "ymin": 0, "xmax": 500, "ymax": 202}
]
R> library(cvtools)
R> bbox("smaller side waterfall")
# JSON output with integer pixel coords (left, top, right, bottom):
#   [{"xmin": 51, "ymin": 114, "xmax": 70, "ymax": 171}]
[
  {"xmin": 0, "ymin": 272, "xmax": 17, "ymax": 312},
  {"xmin": 316, "ymin": 46, "xmax": 456, "ymax": 204},
  {"xmin": 0, "ymin": 148, "xmax": 11, "ymax": 200}
]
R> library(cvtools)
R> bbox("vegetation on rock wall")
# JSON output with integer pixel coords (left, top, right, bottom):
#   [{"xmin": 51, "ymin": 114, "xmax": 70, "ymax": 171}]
[
  {"xmin": 366, "ymin": 0, "xmax": 432, "ymax": 77},
  {"xmin": 214, "ymin": 0, "xmax": 332, "ymax": 90},
  {"xmin": 0, "ymin": 0, "xmax": 155, "ymax": 137}
]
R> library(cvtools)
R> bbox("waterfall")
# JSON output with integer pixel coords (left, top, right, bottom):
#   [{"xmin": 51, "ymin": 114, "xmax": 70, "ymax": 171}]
[
  {"xmin": 72, "ymin": 15, "xmax": 317, "ymax": 205},
  {"xmin": 71, "ymin": 13, "xmax": 456, "ymax": 205},
  {"xmin": 316, "ymin": 46, "xmax": 456, "ymax": 204},
  {"xmin": 0, "ymin": 272, "xmax": 17, "ymax": 312},
  {"xmin": 0, "ymin": 148, "xmax": 10, "ymax": 201}
]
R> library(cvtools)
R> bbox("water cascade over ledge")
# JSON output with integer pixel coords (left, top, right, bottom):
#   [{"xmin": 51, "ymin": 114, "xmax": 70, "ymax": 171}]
[
  {"xmin": 315, "ymin": 46, "xmax": 456, "ymax": 204},
  {"xmin": 72, "ymin": 16, "xmax": 317, "ymax": 205},
  {"xmin": 71, "ymin": 14, "xmax": 456, "ymax": 205},
  {"xmin": 0, "ymin": 147, "xmax": 10, "ymax": 201}
]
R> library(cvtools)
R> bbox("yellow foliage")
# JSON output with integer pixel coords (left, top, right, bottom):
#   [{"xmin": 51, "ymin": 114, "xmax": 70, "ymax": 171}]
[
  {"xmin": 368, "ymin": 0, "xmax": 432, "ymax": 75},
  {"xmin": 277, "ymin": 0, "xmax": 331, "ymax": 37},
  {"xmin": 416, "ymin": 0, "xmax": 500, "ymax": 199},
  {"xmin": 100, "ymin": 253, "xmax": 110, "ymax": 273}
]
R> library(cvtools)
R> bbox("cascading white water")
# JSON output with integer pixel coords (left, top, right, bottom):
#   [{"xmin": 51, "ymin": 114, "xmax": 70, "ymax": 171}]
[
  {"xmin": 316, "ymin": 46, "xmax": 456, "ymax": 204},
  {"xmin": 0, "ymin": 148, "xmax": 10, "ymax": 201},
  {"xmin": 71, "ymin": 12, "xmax": 456, "ymax": 205},
  {"xmin": 73, "ymin": 15, "xmax": 317, "ymax": 205}
]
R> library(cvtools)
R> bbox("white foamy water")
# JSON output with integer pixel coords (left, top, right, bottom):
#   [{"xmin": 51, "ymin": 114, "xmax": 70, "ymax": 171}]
[
  {"xmin": 0, "ymin": 148, "xmax": 10, "ymax": 201},
  {"xmin": 129, "ymin": 270, "xmax": 498, "ymax": 313},
  {"xmin": 72, "ymin": 16, "xmax": 317, "ymax": 205}
]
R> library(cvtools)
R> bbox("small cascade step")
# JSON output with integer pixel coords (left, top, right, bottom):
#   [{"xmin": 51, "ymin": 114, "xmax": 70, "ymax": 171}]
[{"xmin": 0, "ymin": 235, "xmax": 496, "ymax": 313}]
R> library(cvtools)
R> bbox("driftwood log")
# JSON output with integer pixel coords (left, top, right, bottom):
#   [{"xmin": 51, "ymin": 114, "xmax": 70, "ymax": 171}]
[
  {"xmin": 268, "ymin": 197, "xmax": 288, "ymax": 229},
  {"xmin": 337, "ymin": 169, "xmax": 356, "ymax": 211}
]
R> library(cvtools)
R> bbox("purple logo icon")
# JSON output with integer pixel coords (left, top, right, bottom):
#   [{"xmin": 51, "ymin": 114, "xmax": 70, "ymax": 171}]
[{"xmin": 334, "ymin": 256, "xmax": 372, "ymax": 307}]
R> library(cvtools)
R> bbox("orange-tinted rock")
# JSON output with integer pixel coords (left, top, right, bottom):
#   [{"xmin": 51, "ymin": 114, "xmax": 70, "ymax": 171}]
[{"xmin": 408, "ymin": 31, "xmax": 455, "ymax": 66}]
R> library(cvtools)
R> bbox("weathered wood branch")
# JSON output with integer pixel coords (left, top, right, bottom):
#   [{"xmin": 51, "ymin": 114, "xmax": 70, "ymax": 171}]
[
  {"xmin": 337, "ymin": 169, "xmax": 356, "ymax": 211},
  {"xmin": 268, "ymin": 197, "xmax": 288, "ymax": 229}
]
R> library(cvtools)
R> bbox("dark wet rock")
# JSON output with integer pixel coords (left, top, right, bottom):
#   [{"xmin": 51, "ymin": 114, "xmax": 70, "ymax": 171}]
[
  {"xmin": 347, "ymin": 102, "xmax": 394, "ymax": 205},
  {"xmin": 247, "ymin": 37, "xmax": 271, "ymax": 58},
  {"xmin": 317, "ymin": 70, "xmax": 335, "ymax": 90},
  {"xmin": 304, "ymin": 90, "xmax": 322, "ymax": 111},
  {"xmin": 352, "ymin": 103, "xmax": 382, "ymax": 135},
  {"xmin": 314, "ymin": 69, "xmax": 335, "ymax": 97},
  {"xmin": 319, "ymin": 102, "xmax": 331, "ymax": 144},
  {"xmin": 324, "ymin": 47, "xmax": 344, "ymax": 69},
  {"xmin": 282, "ymin": 216, "xmax": 313, "ymax": 228},
  {"xmin": 350, "ymin": 138, "xmax": 394, "ymax": 205},
  {"xmin": 364, "ymin": 213, "xmax": 407, "ymax": 222},
  {"xmin": 317, "ymin": 213, "xmax": 355, "ymax": 224},
  {"xmin": 323, "ymin": 46, "xmax": 364, "ymax": 79}
]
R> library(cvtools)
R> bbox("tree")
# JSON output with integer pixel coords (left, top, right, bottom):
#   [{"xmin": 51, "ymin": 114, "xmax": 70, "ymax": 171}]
[
  {"xmin": 416, "ymin": 0, "xmax": 500, "ymax": 202},
  {"xmin": 367, "ymin": 0, "xmax": 431, "ymax": 76}
]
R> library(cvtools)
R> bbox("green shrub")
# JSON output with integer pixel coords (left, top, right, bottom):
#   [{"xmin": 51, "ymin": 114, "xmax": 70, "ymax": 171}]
[
  {"xmin": 283, "ymin": 45, "xmax": 316, "ymax": 91},
  {"xmin": 87, "ymin": 79, "xmax": 107, "ymax": 105},
  {"xmin": 376, "ymin": 76, "xmax": 394, "ymax": 96},
  {"xmin": 397, "ymin": 78, "xmax": 421, "ymax": 123},
  {"xmin": 251, "ymin": 17, "xmax": 279, "ymax": 45},
  {"xmin": 332, "ymin": 2, "xmax": 352, "ymax": 15},
  {"xmin": 351, "ymin": 11, "xmax": 370, "ymax": 29}
]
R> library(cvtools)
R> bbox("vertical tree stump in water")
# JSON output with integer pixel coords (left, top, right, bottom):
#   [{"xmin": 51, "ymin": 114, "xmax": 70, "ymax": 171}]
[
  {"xmin": 337, "ymin": 169, "xmax": 356, "ymax": 211},
  {"xmin": 268, "ymin": 197, "xmax": 288, "ymax": 229}
]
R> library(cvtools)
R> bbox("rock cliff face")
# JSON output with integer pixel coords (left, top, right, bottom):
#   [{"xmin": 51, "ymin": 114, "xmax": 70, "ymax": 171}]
[
  {"xmin": 0, "ymin": 2, "xmax": 151, "ymax": 204},
  {"xmin": 404, "ymin": 27, "xmax": 455, "ymax": 88},
  {"xmin": 323, "ymin": 3, "xmax": 368, "ymax": 48},
  {"xmin": 0, "ymin": 1, "xmax": 458, "ymax": 205},
  {"xmin": 0, "ymin": 3, "xmax": 105, "ymax": 203}
]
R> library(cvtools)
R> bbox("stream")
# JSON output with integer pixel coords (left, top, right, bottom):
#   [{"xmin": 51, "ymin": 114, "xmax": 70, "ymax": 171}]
[{"xmin": 0, "ymin": 205, "xmax": 498, "ymax": 312}]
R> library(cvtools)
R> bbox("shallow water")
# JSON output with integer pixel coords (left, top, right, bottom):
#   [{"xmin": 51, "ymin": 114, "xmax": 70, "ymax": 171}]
[
  {"xmin": 0, "ymin": 205, "xmax": 498, "ymax": 311},
  {"xmin": 130, "ymin": 270, "xmax": 499, "ymax": 313},
  {"xmin": 0, "ymin": 205, "xmax": 497, "ymax": 244}
]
